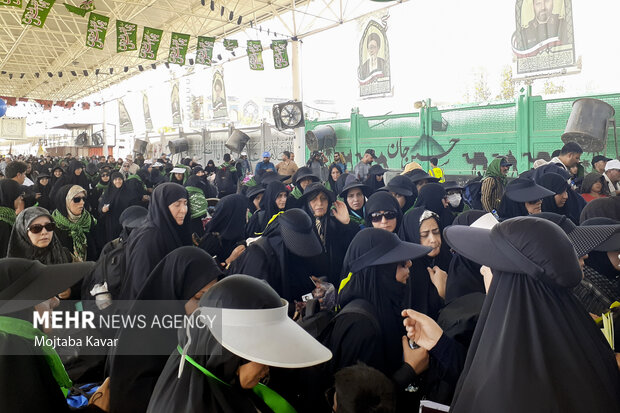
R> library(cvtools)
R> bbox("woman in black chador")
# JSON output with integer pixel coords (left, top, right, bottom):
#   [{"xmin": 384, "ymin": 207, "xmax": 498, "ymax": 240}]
[
  {"xmin": 120, "ymin": 182, "xmax": 193, "ymax": 299},
  {"xmin": 442, "ymin": 217, "xmax": 620, "ymax": 412}
]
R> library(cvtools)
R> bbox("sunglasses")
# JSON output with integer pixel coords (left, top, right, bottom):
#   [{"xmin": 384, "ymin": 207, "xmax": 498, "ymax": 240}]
[
  {"xmin": 370, "ymin": 211, "xmax": 398, "ymax": 222},
  {"xmin": 72, "ymin": 196, "xmax": 86, "ymax": 203},
  {"xmin": 28, "ymin": 222, "xmax": 55, "ymax": 234}
]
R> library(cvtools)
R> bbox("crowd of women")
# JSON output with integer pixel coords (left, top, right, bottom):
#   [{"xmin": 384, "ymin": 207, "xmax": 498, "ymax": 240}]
[{"xmin": 0, "ymin": 148, "xmax": 619, "ymax": 413}]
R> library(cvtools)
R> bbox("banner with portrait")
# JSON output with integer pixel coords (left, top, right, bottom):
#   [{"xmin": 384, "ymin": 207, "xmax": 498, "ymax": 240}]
[
  {"xmin": 512, "ymin": 0, "xmax": 576, "ymax": 75},
  {"xmin": 118, "ymin": 99, "xmax": 133, "ymax": 135},
  {"xmin": 142, "ymin": 92, "xmax": 153, "ymax": 132},
  {"xmin": 171, "ymin": 81, "xmax": 181, "ymax": 126},
  {"xmin": 212, "ymin": 69, "xmax": 228, "ymax": 119},
  {"xmin": 358, "ymin": 19, "xmax": 391, "ymax": 98}
]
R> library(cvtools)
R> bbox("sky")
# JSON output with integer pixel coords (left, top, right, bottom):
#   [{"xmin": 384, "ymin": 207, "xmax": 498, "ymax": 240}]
[{"xmin": 6, "ymin": 0, "xmax": 620, "ymax": 141}]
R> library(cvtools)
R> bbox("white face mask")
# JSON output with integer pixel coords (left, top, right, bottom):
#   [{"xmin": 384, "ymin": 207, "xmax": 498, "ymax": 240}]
[{"xmin": 447, "ymin": 193, "xmax": 462, "ymax": 208}]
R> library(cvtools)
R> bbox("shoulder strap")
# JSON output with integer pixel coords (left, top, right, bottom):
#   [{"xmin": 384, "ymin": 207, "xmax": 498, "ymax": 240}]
[
  {"xmin": 335, "ymin": 298, "xmax": 381, "ymax": 333},
  {"xmin": 177, "ymin": 346, "xmax": 297, "ymax": 413},
  {"xmin": 0, "ymin": 316, "xmax": 72, "ymax": 396}
]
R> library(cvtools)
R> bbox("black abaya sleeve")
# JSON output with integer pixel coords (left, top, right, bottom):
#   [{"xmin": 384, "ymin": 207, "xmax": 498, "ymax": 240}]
[{"xmin": 0, "ymin": 222, "xmax": 12, "ymax": 258}]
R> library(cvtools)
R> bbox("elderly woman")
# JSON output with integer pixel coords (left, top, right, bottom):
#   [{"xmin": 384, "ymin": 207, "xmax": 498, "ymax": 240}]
[
  {"xmin": 7, "ymin": 206, "xmax": 71, "ymax": 264},
  {"xmin": 300, "ymin": 182, "xmax": 360, "ymax": 285},
  {"xmin": 51, "ymin": 184, "xmax": 97, "ymax": 261}
]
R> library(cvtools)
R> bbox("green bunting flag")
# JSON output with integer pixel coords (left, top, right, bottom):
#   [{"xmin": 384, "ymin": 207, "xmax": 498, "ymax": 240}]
[
  {"xmin": 85, "ymin": 12, "xmax": 109, "ymax": 49},
  {"xmin": 167, "ymin": 32, "xmax": 190, "ymax": 65},
  {"xmin": 64, "ymin": 0, "xmax": 94, "ymax": 17},
  {"xmin": 195, "ymin": 36, "xmax": 215, "ymax": 66},
  {"xmin": 1, "ymin": 0, "xmax": 22, "ymax": 8},
  {"xmin": 271, "ymin": 40, "xmax": 289, "ymax": 69},
  {"xmin": 116, "ymin": 20, "xmax": 137, "ymax": 52},
  {"xmin": 247, "ymin": 40, "xmax": 264, "ymax": 71},
  {"xmin": 223, "ymin": 38, "xmax": 238, "ymax": 51},
  {"xmin": 21, "ymin": 0, "xmax": 56, "ymax": 28},
  {"xmin": 139, "ymin": 27, "xmax": 164, "ymax": 60}
]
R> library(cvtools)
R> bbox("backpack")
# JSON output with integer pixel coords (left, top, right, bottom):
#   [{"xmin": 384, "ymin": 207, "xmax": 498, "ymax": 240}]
[
  {"xmin": 298, "ymin": 298, "xmax": 381, "ymax": 340},
  {"xmin": 215, "ymin": 164, "xmax": 236, "ymax": 194},
  {"xmin": 463, "ymin": 176, "xmax": 484, "ymax": 210},
  {"xmin": 81, "ymin": 237, "xmax": 127, "ymax": 311}
]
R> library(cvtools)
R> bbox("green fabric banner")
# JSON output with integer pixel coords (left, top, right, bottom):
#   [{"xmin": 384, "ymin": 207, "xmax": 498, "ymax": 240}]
[
  {"xmin": 21, "ymin": 0, "xmax": 56, "ymax": 28},
  {"xmin": 271, "ymin": 40, "xmax": 289, "ymax": 69},
  {"xmin": 195, "ymin": 36, "xmax": 215, "ymax": 66},
  {"xmin": 85, "ymin": 12, "xmax": 109, "ymax": 49},
  {"xmin": 247, "ymin": 40, "xmax": 264, "ymax": 71},
  {"xmin": 223, "ymin": 38, "xmax": 238, "ymax": 51},
  {"xmin": 1, "ymin": 0, "xmax": 22, "ymax": 8},
  {"xmin": 139, "ymin": 27, "xmax": 164, "ymax": 60},
  {"xmin": 116, "ymin": 20, "xmax": 137, "ymax": 52},
  {"xmin": 64, "ymin": 0, "xmax": 94, "ymax": 17},
  {"xmin": 167, "ymin": 32, "xmax": 190, "ymax": 65}
]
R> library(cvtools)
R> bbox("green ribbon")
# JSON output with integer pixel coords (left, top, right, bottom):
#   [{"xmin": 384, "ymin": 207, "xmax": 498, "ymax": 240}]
[
  {"xmin": 0, "ymin": 206, "xmax": 16, "ymax": 226},
  {"xmin": 186, "ymin": 186, "xmax": 207, "ymax": 219},
  {"xmin": 52, "ymin": 209, "xmax": 95, "ymax": 261},
  {"xmin": 177, "ymin": 346, "xmax": 296, "ymax": 413},
  {"xmin": 0, "ymin": 316, "xmax": 72, "ymax": 397}
]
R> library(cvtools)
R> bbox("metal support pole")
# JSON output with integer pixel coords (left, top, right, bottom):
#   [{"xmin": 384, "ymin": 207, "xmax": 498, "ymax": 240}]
[
  {"xmin": 291, "ymin": 38, "xmax": 305, "ymax": 165},
  {"xmin": 102, "ymin": 101, "xmax": 108, "ymax": 157}
]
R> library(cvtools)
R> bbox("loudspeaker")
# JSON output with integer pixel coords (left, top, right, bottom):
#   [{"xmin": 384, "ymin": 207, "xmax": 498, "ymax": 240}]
[
  {"xmin": 562, "ymin": 98, "xmax": 615, "ymax": 152},
  {"xmin": 306, "ymin": 125, "xmax": 337, "ymax": 152},
  {"xmin": 168, "ymin": 138, "xmax": 189, "ymax": 154},
  {"xmin": 225, "ymin": 130, "xmax": 250, "ymax": 153},
  {"xmin": 75, "ymin": 131, "xmax": 88, "ymax": 146},
  {"xmin": 133, "ymin": 138, "xmax": 148, "ymax": 154}
]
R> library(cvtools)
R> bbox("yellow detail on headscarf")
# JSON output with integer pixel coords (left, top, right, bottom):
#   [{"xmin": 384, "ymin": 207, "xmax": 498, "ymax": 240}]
[
  {"xmin": 338, "ymin": 272, "xmax": 353, "ymax": 294},
  {"xmin": 256, "ymin": 211, "xmax": 285, "ymax": 235}
]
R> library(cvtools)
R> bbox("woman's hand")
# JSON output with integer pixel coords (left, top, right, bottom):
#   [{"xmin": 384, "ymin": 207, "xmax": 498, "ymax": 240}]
[
  {"xmin": 402, "ymin": 336, "xmax": 429, "ymax": 374},
  {"xmin": 225, "ymin": 245, "xmax": 246, "ymax": 266},
  {"xmin": 428, "ymin": 266, "xmax": 447, "ymax": 299},
  {"xmin": 102, "ymin": 204, "xmax": 110, "ymax": 213},
  {"xmin": 402, "ymin": 309, "xmax": 444, "ymax": 351},
  {"xmin": 332, "ymin": 200, "xmax": 350, "ymax": 225}
]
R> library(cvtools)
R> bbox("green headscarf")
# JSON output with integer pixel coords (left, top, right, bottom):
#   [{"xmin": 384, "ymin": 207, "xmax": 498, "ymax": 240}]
[
  {"xmin": 0, "ymin": 207, "xmax": 16, "ymax": 227},
  {"xmin": 485, "ymin": 158, "xmax": 507, "ymax": 186}
]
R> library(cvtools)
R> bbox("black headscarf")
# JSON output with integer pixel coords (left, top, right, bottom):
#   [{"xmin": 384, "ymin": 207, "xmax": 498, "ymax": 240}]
[
  {"xmin": 50, "ymin": 160, "xmax": 89, "ymax": 202},
  {"xmin": 99, "ymin": 172, "xmax": 141, "ymax": 243},
  {"xmin": 258, "ymin": 181, "xmax": 289, "ymax": 230},
  {"xmin": 386, "ymin": 175, "xmax": 416, "ymax": 213},
  {"xmin": 121, "ymin": 183, "xmax": 193, "ymax": 299},
  {"xmin": 33, "ymin": 175, "xmax": 52, "ymax": 210},
  {"xmin": 413, "ymin": 182, "xmax": 454, "ymax": 227},
  {"xmin": 185, "ymin": 173, "xmax": 217, "ymax": 199},
  {"xmin": 205, "ymin": 159, "xmax": 217, "ymax": 174},
  {"xmin": 206, "ymin": 194, "xmax": 247, "ymax": 242},
  {"xmin": 444, "ymin": 211, "xmax": 487, "ymax": 303},
  {"xmin": 337, "ymin": 228, "xmax": 406, "ymax": 376},
  {"xmin": 49, "ymin": 166, "xmax": 64, "ymax": 189},
  {"xmin": 110, "ymin": 247, "xmax": 223, "ymax": 413},
  {"xmin": 451, "ymin": 218, "xmax": 620, "ymax": 412},
  {"xmin": 400, "ymin": 207, "xmax": 451, "ymax": 319},
  {"xmin": 496, "ymin": 192, "xmax": 529, "ymax": 219},
  {"xmin": 363, "ymin": 164, "xmax": 386, "ymax": 194},
  {"xmin": 7, "ymin": 207, "xmax": 71, "ymax": 264},
  {"xmin": 364, "ymin": 192, "xmax": 403, "ymax": 233},
  {"xmin": 0, "ymin": 179, "xmax": 22, "ymax": 209},
  {"xmin": 537, "ymin": 172, "xmax": 582, "ymax": 225},
  {"xmin": 146, "ymin": 275, "xmax": 283, "ymax": 413},
  {"xmin": 326, "ymin": 163, "xmax": 343, "ymax": 194},
  {"xmin": 149, "ymin": 166, "xmax": 166, "ymax": 187}
]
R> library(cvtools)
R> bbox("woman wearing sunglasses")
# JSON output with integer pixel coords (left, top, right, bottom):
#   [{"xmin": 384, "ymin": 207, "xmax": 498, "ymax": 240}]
[
  {"xmin": 7, "ymin": 206, "xmax": 71, "ymax": 264},
  {"xmin": 496, "ymin": 178, "xmax": 555, "ymax": 221},
  {"xmin": 364, "ymin": 191, "xmax": 403, "ymax": 235},
  {"xmin": 51, "ymin": 184, "xmax": 97, "ymax": 261}
]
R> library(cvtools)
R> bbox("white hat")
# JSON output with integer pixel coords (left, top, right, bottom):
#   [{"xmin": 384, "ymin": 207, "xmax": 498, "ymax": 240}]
[
  {"xmin": 240, "ymin": 151, "xmax": 247, "ymax": 156},
  {"xmin": 201, "ymin": 299, "xmax": 332, "ymax": 368},
  {"xmin": 171, "ymin": 167, "xmax": 186, "ymax": 174},
  {"xmin": 605, "ymin": 159, "xmax": 620, "ymax": 171}
]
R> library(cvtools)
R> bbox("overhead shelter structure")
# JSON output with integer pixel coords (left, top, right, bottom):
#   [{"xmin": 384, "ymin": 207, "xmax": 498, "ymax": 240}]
[{"xmin": 0, "ymin": 0, "xmax": 408, "ymax": 158}]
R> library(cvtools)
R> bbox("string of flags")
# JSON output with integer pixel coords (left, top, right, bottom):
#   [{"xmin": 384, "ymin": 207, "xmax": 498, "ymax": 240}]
[
  {"xmin": 0, "ymin": 96, "xmax": 101, "ymax": 111},
  {"xmin": 0, "ymin": 0, "xmax": 291, "ymax": 75}
]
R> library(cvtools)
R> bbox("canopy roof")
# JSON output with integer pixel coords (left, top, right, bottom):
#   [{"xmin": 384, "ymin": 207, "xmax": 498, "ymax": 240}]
[{"xmin": 0, "ymin": 0, "xmax": 310, "ymax": 101}]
